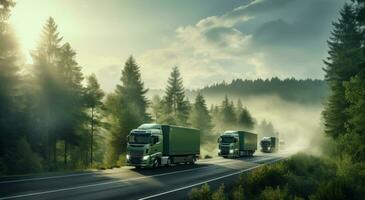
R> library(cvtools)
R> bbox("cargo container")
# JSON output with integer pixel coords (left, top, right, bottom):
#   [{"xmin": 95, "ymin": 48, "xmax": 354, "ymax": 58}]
[
  {"xmin": 260, "ymin": 137, "xmax": 279, "ymax": 153},
  {"xmin": 126, "ymin": 124, "xmax": 200, "ymax": 168},
  {"xmin": 218, "ymin": 131, "xmax": 257, "ymax": 158}
]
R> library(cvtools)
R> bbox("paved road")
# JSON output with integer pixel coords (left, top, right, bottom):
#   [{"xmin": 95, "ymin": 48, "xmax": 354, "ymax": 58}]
[{"xmin": 0, "ymin": 154, "xmax": 285, "ymax": 200}]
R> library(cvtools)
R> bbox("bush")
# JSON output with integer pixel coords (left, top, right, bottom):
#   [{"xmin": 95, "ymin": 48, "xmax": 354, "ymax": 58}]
[
  {"xmin": 232, "ymin": 185, "xmax": 244, "ymax": 200},
  {"xmin": 259, "ymin": 186, "xmax": 288, "ymax": 200},
  {"xmin": 189, "ymin": 183, "xmax": 211, "ymax": 200},
  {"xmin": 211, "ymin": 184, "xmax": 226, "ymax": 200},
  {"xmin": 4, "ymin": 138, "xmax": 43, "ymax": 174},
  {"xmin": 116, "ymin": 154, "xmax": 126, "ymax": 167},
  {"xmin": 244, "ymin": 162, "xmax": 287, "ymax": 196},
  {"xmin": 312, "ymin": 177, "xmax": 360, "ymax": 200}
]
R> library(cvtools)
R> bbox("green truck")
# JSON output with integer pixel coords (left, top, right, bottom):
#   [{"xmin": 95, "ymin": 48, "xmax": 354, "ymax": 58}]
[
  {"xmin": 218, "ymin": 131, "xmax": 257, "ymax": 158},
  {"xmin": 260, "ymin": 137, "xmax": 279, "ymax": 153},
  {"xmin": 126, "ymin": 124, "xmax": 200, "ymax": 168}
]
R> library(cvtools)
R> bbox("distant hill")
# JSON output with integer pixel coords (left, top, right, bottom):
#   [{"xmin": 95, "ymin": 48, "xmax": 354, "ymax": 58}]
[{"xmin": 148, "ymin": 77, "xmax": 328, "ymax": 105}]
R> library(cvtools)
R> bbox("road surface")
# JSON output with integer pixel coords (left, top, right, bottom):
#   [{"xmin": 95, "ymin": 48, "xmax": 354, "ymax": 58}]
[{"xmin": 0, "ymin": 154, "xmax": 285, "ymax": 200}]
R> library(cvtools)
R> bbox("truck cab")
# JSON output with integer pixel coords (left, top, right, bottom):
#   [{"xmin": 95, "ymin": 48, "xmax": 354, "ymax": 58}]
[
  {"xmin": 126, "ymin": 124, "xmax": 163, "ymax": 168},
  {"xmin": 260, "ymin": 137, "xmax": 279, "ymax": 153},
  {"xmin": 218, "ymin": 132, "xmax": 240, "ymax": 158},
  {"xmin": 126, "ymin": 124, "xmax": 200, "ymax": 168}
]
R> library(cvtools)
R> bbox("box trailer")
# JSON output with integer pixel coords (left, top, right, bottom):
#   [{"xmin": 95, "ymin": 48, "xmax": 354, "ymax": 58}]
[
  {"xmin": 126, "ymin": 124, "xmax": 200, "ymax": 168},
  {"xmin": 260, "ymin": 137, "xmax": 279, "ymax": 153},
  {"xmin": 218, "ymin": 131, "xmax": 257, "ymax": 158}
]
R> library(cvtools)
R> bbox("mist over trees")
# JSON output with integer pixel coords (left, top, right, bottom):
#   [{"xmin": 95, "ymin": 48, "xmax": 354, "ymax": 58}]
[
  {"xmin": 1, "ymin": 0, "xmax": 364, "ymax": 180},
  {"xmin": 199, "ymin": 77, "xmax": 328, "ymax": 104}
]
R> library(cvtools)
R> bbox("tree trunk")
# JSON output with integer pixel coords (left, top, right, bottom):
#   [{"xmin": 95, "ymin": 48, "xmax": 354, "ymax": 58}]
[
  {"xmin": 90, "ymin": 107, "xmax": 94, "ymax": 167},
  {"xmin": 64, "ymin": 140, "xmax": 67, "ymax": 166}
]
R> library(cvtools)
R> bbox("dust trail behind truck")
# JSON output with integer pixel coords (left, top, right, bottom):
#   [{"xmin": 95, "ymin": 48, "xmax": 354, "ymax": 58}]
[{"xmin": 126, "ymin": 124, "xmax": 200, "ymax": 168}]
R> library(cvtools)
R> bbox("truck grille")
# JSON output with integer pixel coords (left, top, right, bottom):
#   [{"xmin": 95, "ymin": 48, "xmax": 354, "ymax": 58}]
[
  {"xmin": 220, "ymin": 146, "xmax": 230, "ymax": 155},
  {"xmin": 130, "ymin": 150, "xmax": 144, "ymax": 157},
  {"xmin": 129, "ymin": 156, "xmax": 143, "ymax": 164}
]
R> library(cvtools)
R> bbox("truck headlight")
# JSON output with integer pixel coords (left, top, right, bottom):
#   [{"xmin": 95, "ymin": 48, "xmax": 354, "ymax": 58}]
[
  {"xmin": 218, "ymin": 149, "xmax": 221, "ymax": 153},
  {"xmin": 126, "ymin": 154, "xmax": 130, "ymax": 160},
  {"xmin": 229, "ymin": 149, "xmax": 234, "ymax": 154},
  {"xmin": 143, "ymin": 155, "xmax": 150, "ymax": 160}
]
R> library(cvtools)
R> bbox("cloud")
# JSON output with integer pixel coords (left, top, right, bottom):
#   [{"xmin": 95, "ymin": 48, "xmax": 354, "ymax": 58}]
[{"xmin": 133, "ymin": 0, "xmax": 344, "ymax": 89}]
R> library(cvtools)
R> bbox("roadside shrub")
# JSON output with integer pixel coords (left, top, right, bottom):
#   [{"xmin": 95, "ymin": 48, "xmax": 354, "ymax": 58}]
[
  {"xmin": 285, "ymin": 153, "xmax": 336, "ymax": 198},
  {"xmin": 259, "ymin": 186, "xmax": 288, "ymax": 200},
  {"xmin": 211, "ymin": 184, "xmax": 226, "ymax": 200},
  {"xmin": 189, "ymin": 183, "xmax": 211, "ymax": 200},
  {"xmin": 116, "ymin": 154, "xmax": 126, "ymax": 167},
  {"xmin": 243, "ymin": 162, "xmax": 287, "ymax": 196},
  {"xmin": 312, "ymin": 177, "xmax": 360, "ymax": 200},
  {"xmin": 4, "ymin": 138, "xmax": 43, "ymax": 174},
  {"xmin": 232, "ymin": 185, "xmax": 245, "ymax": 200}
]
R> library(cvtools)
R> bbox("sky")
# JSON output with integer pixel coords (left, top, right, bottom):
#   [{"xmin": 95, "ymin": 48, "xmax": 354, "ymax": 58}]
[{"xmin": 10, "ymin": 0, "xmax": 346, "ymax": 91}]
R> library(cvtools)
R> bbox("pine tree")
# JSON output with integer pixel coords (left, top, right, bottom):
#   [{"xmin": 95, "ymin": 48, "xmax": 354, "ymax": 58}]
[
  {"xmin": 236, "ymin": 99, "xmax": 243, "ymax": 115},
  {"xmin": 56, "ymin": 42, "xmax": 86, "ymax": 166},
  {"xmin": 162, "ymin": 66, "xmax": 189, "ymax": 125},
  {"xmin": 322, "ymin": 4, "xmax": 362, "ymax": 139},
  {"xmin": 31, "ymin": 17, "xmax": 64, "ymax": 167},
  {"xmin": 188, "ymin": 93, "xmax": 212, "ymax": 140},
  {"xmin": 151, "ymin": 95, "xmax": 162, "ymax": 123},
  {"xmin": 85, "ymin": 74, "xmax": 104, "ymax": 166},
  {"xmin": 0, "ymin": 0, "xmax": 26, "ymax": 174},
  {"xmin": 220, "ymin": 95, "xmax": 236, "ymax": 129},
  {"xmin": 104, "ymin": 56, "xmax": 149, "ymax": 165},
  {"xmin": 237, "ymin": 107, "xmax": 255, "ymax": 131}
]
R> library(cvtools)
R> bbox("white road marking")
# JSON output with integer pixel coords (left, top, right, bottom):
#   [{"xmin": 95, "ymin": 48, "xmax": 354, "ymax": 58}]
[
  {"xmin": 138, "ymin": 157, "xmax": 285, "ymax": 200},
  {"xmin": 0, "ymin": 155, "xmax": 270, "ymax": 184},
  {"xmin": 0, "ymin": 158, "xmax": 253, "ymax": 200}
]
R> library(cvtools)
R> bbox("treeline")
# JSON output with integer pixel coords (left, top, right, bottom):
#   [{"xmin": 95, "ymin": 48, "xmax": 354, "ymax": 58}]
[
  {"xmin": 0, "ymin": 1, "xmax": 261, "ymax": 175},
  {"xmin": 199, "ymin": 77, "xmax": 327, "ymax": 104},
  {"xmin": 189, "ymin": 1, "xmax": 365, "ymax": 199}
]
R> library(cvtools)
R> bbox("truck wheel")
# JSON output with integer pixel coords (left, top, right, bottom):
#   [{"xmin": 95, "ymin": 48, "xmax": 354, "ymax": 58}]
[{"xmin": 152, "ymin": 159, "xmax": 160, "ymax": 168}]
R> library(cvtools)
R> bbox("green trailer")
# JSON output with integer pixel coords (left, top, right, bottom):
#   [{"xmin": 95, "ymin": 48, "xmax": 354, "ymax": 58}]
[
  {"xmin": 126, "ymin": 124, "xmax": 200, "ymax": 168},
  {"xmin": 218, "ymin": 131, "xmax": 257, "ymax": 158}
]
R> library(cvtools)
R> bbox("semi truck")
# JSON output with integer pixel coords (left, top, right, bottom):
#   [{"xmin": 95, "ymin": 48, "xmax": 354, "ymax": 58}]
[
  {"xmin": 218, "ymin": 131, "xmax": 257, "ymax": 158},
  {"xmin": 126, "ymin": 124, "xmax": 200, "ymax": 168},
  {"xmin": 260, "ymin": 137, "xmax": 279, "ymax": 153}
]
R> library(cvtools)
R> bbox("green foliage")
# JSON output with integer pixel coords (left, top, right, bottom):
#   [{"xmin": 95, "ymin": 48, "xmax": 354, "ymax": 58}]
[
  {"xmin": 259, "ymin": 186, "xmax": 288, "ymax": 200},
  {"xmin": 322, "ymin": 3, "xmax": 363, "ymax": 139},
  {"xmin": 85, "ymin": 74, "xmax": 105, "ymax": 166},
  {"xmin": 104, "ymin": 56, "xmax": 149, "ymax": 165},
  {"xmin": 201, "ymin": 77, "xmax": 327, "ymax": 104},
  {"xmin": 237, "ymin": 107, "xmax": 255, "ymax": 131},
  {"xmin": 150, "ymin": 95, "xmax": 163, "ymax": 122},
  {"xmin": 312, "ymin": 177, "xmax": 359, "ymax": 200},
  {"xmin": 188, "ymin": 93, "xmax": 212, "ymax": 141},
  {"xmin": 161, "ymin": 66, "xmax": 190, "ymax": 126},
  {"xmin": 244, "ymin": 162, "xmax": 287, "ymax": 196},
  {"xmin": 211, "ymin": 184, "xmax": 226, "ymax": 200},
  {"xmin": 189, "ymin": 183, "xmax": 211, "ymax": 200},
  {"xmin": 3, "ymin": 138, "xmax": 43, "ymax": 174},
  {"xmin": 232, "ymin": 185, "xmax": 244, "ymax": 200}
]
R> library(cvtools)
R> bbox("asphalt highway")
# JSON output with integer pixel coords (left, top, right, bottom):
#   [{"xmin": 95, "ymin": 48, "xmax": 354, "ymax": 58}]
[{"xmin": 0, "ymin": 154, "xmax": 285, "ymax": 200}]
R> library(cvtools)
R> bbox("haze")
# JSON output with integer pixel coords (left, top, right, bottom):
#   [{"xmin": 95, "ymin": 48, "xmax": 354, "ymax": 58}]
[{"xmin": 10, "ymin": 0, "xmax": 344, "ymax": 91}]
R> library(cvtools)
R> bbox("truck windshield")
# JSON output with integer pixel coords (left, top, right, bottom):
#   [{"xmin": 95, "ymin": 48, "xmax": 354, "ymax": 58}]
[
  {"xmin": 128, "ymin": 133, "xmax": 150, "ymax": 144},
  {"xmin": 221, "ymin": 136, "xmax": 235, "ymax": 143}
]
